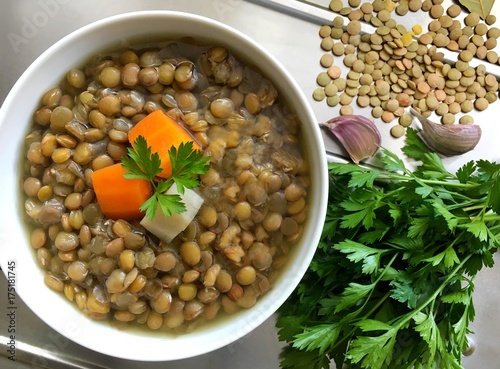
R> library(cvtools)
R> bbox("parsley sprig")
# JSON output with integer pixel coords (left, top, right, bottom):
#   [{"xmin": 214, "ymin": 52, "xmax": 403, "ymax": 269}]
[
  {"xmin": 121, "ymin": 136, "xmax": 210, "ymax": 220},
  {"xmin": 277, "ymin": 128, "xmax": 500, "ymax": 369}
]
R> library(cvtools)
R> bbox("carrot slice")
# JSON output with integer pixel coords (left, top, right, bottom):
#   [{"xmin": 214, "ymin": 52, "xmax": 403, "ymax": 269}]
[
  {"xmin": 91, "ymin": 163, "xmax": 151, "ymax": 220},
  {"xmin": 128, "ymin": 110, "xmax": 201, "ymax": 178}
]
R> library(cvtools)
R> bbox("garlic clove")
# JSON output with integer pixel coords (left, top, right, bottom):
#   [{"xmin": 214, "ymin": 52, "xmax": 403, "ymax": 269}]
[
  {"xmin": 322, "ymin": 115, "xmax": 381, "ymax": 164},
  {"xmin": 410, "ymin": 109, "xmax": 481, "ymax": 156}
]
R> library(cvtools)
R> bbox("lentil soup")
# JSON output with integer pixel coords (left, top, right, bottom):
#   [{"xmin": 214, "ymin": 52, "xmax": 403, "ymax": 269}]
[{"xmin": 20, "ymin": 40, "xmax": 311, "ymax": 332}]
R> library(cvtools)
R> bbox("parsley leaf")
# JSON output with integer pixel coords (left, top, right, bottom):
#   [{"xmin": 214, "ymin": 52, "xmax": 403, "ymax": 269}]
[
  {"xmin": 170, "ymin": 141, "xmax": 210, "ymax": 194},
  {"xmin": 122, "ymin": 135, "xmax": 210, "ymax": 219},
  {"xmin": 278, "ymin": 129, "xmax": 500, "ymax": 369}
]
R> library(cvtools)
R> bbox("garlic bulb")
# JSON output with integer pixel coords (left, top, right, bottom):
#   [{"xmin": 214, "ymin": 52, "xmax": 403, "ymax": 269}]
[
  {"xmin": 410, "ymin": 109, "xmax": 481, "ymax": 156},
  {"xmin": 322, "ymin": 115, "xmax": 381, "ymax": 163}
]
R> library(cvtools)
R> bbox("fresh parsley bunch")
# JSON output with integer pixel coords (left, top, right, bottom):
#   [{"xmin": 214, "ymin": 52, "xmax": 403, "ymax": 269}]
[{"xmin": 277, "ymin": 128, "xmax": 500, "ymax": 369}]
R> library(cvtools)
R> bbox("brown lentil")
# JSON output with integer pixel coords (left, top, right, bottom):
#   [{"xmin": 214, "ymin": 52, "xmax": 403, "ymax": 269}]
[{"xmin": 22, "ymin": 41, "xmax": 311, "ymax": 332}]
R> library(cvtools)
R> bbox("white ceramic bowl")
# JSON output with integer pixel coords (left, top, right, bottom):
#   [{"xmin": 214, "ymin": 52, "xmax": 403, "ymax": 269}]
[{"xmin": 0, "ymin": 11, "xmax": 328, "ymax": 361}]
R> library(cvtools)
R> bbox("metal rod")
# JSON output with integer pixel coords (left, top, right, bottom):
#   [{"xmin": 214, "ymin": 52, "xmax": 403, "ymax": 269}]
[{"xmin": 0, "ymin": 336, "xmax": 110, "ymax": 369}]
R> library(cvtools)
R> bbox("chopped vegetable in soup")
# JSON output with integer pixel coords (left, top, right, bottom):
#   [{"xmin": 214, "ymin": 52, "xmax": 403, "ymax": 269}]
[{"xmin": 21, "ymin": 41, "xmax": 310, "ymax": 332}]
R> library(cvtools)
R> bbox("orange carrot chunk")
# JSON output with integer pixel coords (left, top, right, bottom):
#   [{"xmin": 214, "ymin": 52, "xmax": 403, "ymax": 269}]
[
  {"xmin": 91, "ymin": 163, "xmax": 151, "ymax": 220},
  {"xmin": 128, "ymin": 110, "xmax": 201, "ymax": 178}
]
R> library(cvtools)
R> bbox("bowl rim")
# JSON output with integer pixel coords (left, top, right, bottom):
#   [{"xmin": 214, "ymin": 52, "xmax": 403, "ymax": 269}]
[{"xmin": 0, "ymin": 10, "xmax": 328, "ymax": 361}]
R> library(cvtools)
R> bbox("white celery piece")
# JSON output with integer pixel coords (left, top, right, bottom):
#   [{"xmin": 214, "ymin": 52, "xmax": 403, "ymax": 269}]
[{"xmin": 140, "ymin": 186, "xmax": 204, "ymax": 243}]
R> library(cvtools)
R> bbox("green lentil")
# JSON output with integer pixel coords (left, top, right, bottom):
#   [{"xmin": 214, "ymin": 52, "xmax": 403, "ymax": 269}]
[
  {"xmin": 332, "ymin": 16, "xmax": 344, "ymax": 28},
  {"xmin": 339, "ymin": 7, "xmax": 352, "ymax": 16},
  {"xmin": 326, "ymin": 95, "xmax": 340, "ymax": 107},
  {"xmin": 487, "ymin": 27, "xmax": 500, "ymax": 38},
  {"xmin": 486, "ymin": 14, "xmax": 496, "ymax": 26},
  {"xmin": 347, "ymin": 70, "xmax": 360, "ymax": 80},
  {"xmin": 486, "ymin": 91, "xmax": 498, "ymax": 103},
  {"xmin": 454, "ymin": 92, "xmax": 466, "ymax": 104},
  {"xmin": 324, "ymin": 83, "xmax": 338, "ymax": 96},
  {"xmin": 344, "ymin": 54, "xmax": 357, "ymax": 67},
  {"xmin": 459, "ymin": 115, "xmax": 474, "ymax": 124},
  {"xmin": 350, "ymin": 59, "xmax": 363, "ymax": 72},
  {"xmin": 390, "ymin": 124, "xmax": 406, "ymax": 138},
  {"xmin": 345, "ymin": 44, "xmax": 356, "ymax": 54},
  {"xmin": 447, "ymin": 4, "xmax": 461, "ymax": 18},
  {"xmin": 475, "ymin": 97, "xmax": 489, "ymax": 111},
  {"xmin": 447, "ymin": 68, "xmax": 462, "ymax": 81},
  {"xmin": 319, "ymin": 25, "xmax": 331, "ymax": 38},
  {"xmin": 370, "ymin": 16, "xmax": 383, "ymax": 28},
  {"xmin": 396, "ymin": 2, "xmax": 409, "ymax": 16},
  {"xmin": 436, "ymin": 103, "xmax": 449, "ymax": 116},
  {"xmin": 348, "ymin": 34, "xmax": 362, "ymax": 47},
  {"xmin": 329, "ymin": 0, "xmax": 343, "ymax": 12},
  {"xmin": 409, "ymin": 0, "xmax": 422, "ymax": 12},
  {"xmin": 365, "ymin": 51, "xmax": 380, "ymax": 65},
  {"xmin": 339, "ymin": 92, "xmax": 353, "ymax": 105},
  {"xmin": 476, "ymin": 64, "xmax": 487, "ymax": 76},
  {"xmin": 313, "ymin": 88, "xmax": 326, "ymax": 101},
  {"xmin": 464, "ymin": 12, "xmax": 480, "ymax": 27},
  {"xmin": 429, "ymin": 20, "xmax": 441, "ymax": 32},
  {"xmin": 334, "ymin": 78, "xmax": 347, "ymax": 91},
  {"xmin": 449, "ymin": 102, "xmax": 461, "ymax": 114},
  {"xmin": 441, "ymin": 113, "xmax": 455, "ymax": 125},
  {"xmin": 320, "ymin": 37, "xmax": 334, "ymax": 51},
  {"xmin": 346, "ymin": 20, "xmax": 361, "ymax": 35},
  {"xmin": 372, "ymin": 106, "xmax": 384, "ymax": 118},
  {"xmin": 471, "ymin": 34, "xmax": 484, "ymax": 47},
  {"xmin": 386, "ymin": 99, "xmax": 399, "ymax": 112},
  {"xmin": 462, "ymin": 26, "xmax": 474, "ymax": 37},
  {"xmin": 455, "ymin": 60, "xmax": 469, "ymax": 72},
  {"xmin": 398, "ymin": 114, "xmax": 412, "ymax": 127},
  {"xmin": 345, "ymin": 86, "xmax": 359, "ymax": 97},
  {"xmin": 360, "ymin": 2, "xmax": 373, "ymax": 14},
  {"xmin": 485, "ymin": 37, "xmax": 497, "ymax": 50},
  {"xmin": 475, "ymin": 23, "xmax": 488, "ymax": 37},
  {"xmin": 316, "ymin": 72, "xmax": 331, "ymax": 87},
  {"xmin": 422, "ymin": 0, "xmax": 432, "ymax": 11},
  {"xmin": 476, "ymin": 87, "xmax": 487, "ymax": 98},
  {"xmin": 358, "ymin": 85, "xmax": 371, "ymax": 96},
  {"xmin": 340, "ymin": 105, "xmax": 354, "ymax": 115},
  {"xmin": 466, "ymin": 43, "xmax": 477, "ymax": 55},
  {"xmin": 460, "ymin": 100, "xmax": 474, "ymax": 113},
  {"xmin": 369, "ymin": 96, "xmax": 381, "ymax": 107},
  {"xmin": 449, "ymin": 28, "xmax": 463, "ymax": 41},
  {"xmin": 377, "ymin": 9, "xmax": 391, "ymax": 22},
  {"xmin": 320, "ymin": 54, "xmax": 333, "ymax": 68},
  {"xmin": 357, "ymin": 95, "xmax": 370, "ymax": 107},
  {"xmin": 331, "ymin": 27, "xmax": 344, "ymax": 39},
  {"xmin": 332, "ymin": 42, "xmax": 345, "ymax": 56},
  {"xmin": 459, "ymin": 50, "xmax": 473, "ymax": 62},
  {"xmin": 372, "ymin": 0, "xmax": 385, "ymax": 12},
  {"xmin": 457, "ymin": 35, "xmax": 470, "ymax": 49},
  {"xmin": 425, "ymin": 95, "xmax": 439, "ymax": 110}
]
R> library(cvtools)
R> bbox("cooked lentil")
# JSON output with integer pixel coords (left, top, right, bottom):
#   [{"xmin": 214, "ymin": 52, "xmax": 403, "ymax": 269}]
[{"xmin": 22, "ymin": 41, "xmax": 311, "ymax": 332}]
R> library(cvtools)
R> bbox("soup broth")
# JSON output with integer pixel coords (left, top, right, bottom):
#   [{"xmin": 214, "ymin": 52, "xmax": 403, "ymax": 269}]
[{"xmin": 21, "ymin": 40, "xmax": 310, "ymax": 332}]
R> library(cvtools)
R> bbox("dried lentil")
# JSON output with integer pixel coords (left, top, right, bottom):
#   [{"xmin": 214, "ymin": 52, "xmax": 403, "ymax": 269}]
[{"xmin": 390, "ymin": 124, "xmax": 406, "ymax": 138}]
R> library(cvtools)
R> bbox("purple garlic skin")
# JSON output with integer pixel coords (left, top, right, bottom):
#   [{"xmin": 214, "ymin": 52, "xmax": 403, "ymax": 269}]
[
  {"xmin": 411, "ymin": 109, "xmax": 481, "ymax": 156},
  {"xmin": 322, "ymin": 115, "xmax": 381, "ymax": 164}
]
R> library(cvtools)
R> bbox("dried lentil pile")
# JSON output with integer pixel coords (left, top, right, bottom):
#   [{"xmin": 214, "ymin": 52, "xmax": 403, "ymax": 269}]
[{"xmin": 314, "ymin": 0, "xmax": 500, "ymax": 138}]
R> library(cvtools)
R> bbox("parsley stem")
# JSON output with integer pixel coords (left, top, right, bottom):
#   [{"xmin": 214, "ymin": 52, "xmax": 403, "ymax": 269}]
[
  {"xmin": 382, "ymin": 173, "xmax": 481, "ymax": 189},
  {"xmin": 457, "ymin": 214, "xmax": 500, "ymax": 222},
  {"xmin": 461, "ymin": 204, "xmax": 487, "ymax": 212},
  {"xmin": 393, "ymin": 254, "xmax": 473, "ymax": 330},
  {"xmin": 331, "ymin": 253, "xmax": 398, "ymax": 351},
  {"xmin": 478, "ymin": 215, "xmax": 500, "ymax": 222}
]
